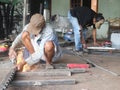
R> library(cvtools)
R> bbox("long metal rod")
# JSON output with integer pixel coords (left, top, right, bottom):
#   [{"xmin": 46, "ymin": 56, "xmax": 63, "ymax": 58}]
[
  {"xmin": 81, "ymin": 56, "xmax": 119, "ymax": 76},
  {"xmin": 0, "ymin": 67, "xmax": 17, "ymax": 90},
  {"xmin": 68, "ymin": 49, "xmax": 119, "ymax": 76},
  {"xmin": 11, "ymin": 79, "xmax": 76, "ymax": 86}
]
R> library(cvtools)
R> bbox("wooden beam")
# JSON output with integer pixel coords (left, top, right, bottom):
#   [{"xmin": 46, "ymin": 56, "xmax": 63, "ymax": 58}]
[{"xmin": 91, "ymin": 0, "xmax": 98, "ymax": 12}]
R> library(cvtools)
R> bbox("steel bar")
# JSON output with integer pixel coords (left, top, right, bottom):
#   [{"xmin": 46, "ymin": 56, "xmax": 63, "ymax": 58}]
[
  {"xmin": 81, "ymin": 56, "xmax": 119, "ymax": 76},
  {"xmin": 16, "ymin": 68, "xmax": 87, "ymax": 77},
  {"xmin": 0, "ymin": 67, "xmax": 17, "ymax": 90},
  {"xmin": 11, "ymin": 79, "xmax": 76, "ymax": 86},
  {"xmin": 16, "ymin": 69, "xmax": 71, "ymax": 77}
]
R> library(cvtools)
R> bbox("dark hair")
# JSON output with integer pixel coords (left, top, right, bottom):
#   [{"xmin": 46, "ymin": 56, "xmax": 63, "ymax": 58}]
[
  {"xmin": 51, "ymin": 14, "xmax": 57, "ymax": 21},
  {"xmin": 95, "ymin": 13, "xmax": 104, "ymax": 22}
]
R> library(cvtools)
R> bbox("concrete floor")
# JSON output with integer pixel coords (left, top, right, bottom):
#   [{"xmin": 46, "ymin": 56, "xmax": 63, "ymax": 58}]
[{"xmin": 0, "ymin": 44, "xmax": 120, "ymax": 90}]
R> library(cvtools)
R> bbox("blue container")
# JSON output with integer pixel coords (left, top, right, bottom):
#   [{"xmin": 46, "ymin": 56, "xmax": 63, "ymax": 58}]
[{"xmin": 64, "ymin": 31, "xmax": 74, "ymax": 42}]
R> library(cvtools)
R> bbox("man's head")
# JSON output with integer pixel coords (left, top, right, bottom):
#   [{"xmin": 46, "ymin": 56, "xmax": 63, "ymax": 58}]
[
  {"xmin": 28, "ymin": 13, "xmax": 45, "ymax": 35},
  {"xmin": 94, "ymin": 13, "xmax": 105, "ymax": 29}
]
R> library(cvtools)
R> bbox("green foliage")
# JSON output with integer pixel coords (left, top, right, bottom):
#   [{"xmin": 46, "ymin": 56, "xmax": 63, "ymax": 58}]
[{"xmin": 0, "ymin": 0, "xmax": 21, "ymax": 5}]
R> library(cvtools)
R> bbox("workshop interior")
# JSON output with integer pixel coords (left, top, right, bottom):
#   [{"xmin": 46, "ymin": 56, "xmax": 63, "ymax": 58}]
[{"xmin": 0, "ymin": 0, "xmax": 120, "ymax": 90}]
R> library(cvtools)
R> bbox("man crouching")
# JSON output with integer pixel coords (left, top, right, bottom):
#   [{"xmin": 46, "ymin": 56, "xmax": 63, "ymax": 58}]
[{"xmin": 8, "ymin": 13, "xmax": 62, "ymax": 72}]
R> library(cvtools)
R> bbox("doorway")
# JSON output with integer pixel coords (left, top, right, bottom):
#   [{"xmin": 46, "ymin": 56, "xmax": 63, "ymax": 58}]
[
  {"xmin": 29, "ymin": 0, "xmax": 44, "ymax": 16},
  {"xmin": 70, "ymin": 0, "xmax": 98, "ymax": 12},
  {"xmin": 83, "ymin": 0, "xmax": 91, "ymax": 8}
]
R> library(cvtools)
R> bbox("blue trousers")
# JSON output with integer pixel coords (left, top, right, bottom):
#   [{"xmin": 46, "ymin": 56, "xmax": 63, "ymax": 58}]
[{"xmin": 68, "ymin": 11, "xmax": 87, "ymax": 51}]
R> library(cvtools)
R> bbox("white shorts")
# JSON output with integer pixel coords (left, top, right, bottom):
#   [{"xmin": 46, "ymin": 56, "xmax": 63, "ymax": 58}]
[{"xmin": 23, "ymin": 41, "xmax": 62, "ymax": 63}]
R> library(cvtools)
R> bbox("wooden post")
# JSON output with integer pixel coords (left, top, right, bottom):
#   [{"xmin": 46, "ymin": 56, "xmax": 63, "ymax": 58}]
[
  {"xmin": 91, "ymin": 0, "xmax": 98, "ymax": 12},
  {"xmin": 23, "ymin": 0, "xmax": 28, "ymax": 28}
]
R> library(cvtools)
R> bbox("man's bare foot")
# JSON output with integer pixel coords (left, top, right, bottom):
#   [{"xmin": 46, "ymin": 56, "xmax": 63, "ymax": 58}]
[
  {"xmin": 45, "ymin": 64, "xmax": 54, "ymax": 69},
  {"xmin": 22, "ymin": 63, "xmax": 40, "ymax": 72},
  {"xmin": 22, "ymin": 64, "xmax": 32, "ymax": 72}
]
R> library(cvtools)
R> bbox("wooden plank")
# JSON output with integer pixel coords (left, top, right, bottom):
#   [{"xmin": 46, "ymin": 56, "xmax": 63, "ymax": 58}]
[{"xmin": 11, "ymin": 79, "xmax": 76, "ymax": 86}]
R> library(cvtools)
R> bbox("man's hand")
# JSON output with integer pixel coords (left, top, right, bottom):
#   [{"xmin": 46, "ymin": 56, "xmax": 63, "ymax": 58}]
[
  {"xmin": 16, "ymin": 61, "xmax": 26, "ymax": 71},
  {"xmin": 8, "ymin": 47, "xmax": 17, "ymax": 61},
  {"xmin": 93, "ymin": 42, "xmax": 101, "ymax": 46}
]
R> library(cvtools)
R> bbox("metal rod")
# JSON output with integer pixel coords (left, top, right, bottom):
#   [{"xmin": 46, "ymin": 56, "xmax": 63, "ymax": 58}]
[
  {"xmin": 81, "ymin": 56, "xmax": 119, "ymax": 76},
  {"xmin": 0, "ymin": 67, "xmax": 17, "ymax": 90},
  {"xmin": 11, "ymin": 79, "xmax": 76, "ymax": 86}
]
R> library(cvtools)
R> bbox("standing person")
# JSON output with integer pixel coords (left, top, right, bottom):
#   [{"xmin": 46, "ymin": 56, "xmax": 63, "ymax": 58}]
[
  {"xmin": 9, "ymin": 13, "xmax": 62, "ymax": 72},
  {"xmin": 68, "ymin": 6, "xmax": 105, "ymax": 54}
]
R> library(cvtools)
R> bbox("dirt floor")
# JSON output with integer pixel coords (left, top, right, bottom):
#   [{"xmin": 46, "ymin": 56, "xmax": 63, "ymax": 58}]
[{"xmin": 0, "ymin": 42, "xmax": 120, "ymax": 90}]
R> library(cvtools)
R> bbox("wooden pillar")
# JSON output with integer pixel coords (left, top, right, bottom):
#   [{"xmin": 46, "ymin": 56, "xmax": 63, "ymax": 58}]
[
  {"xmin": 23, "ymin": 0, "xmax": 29, "ymax": 28},
  {"xmin": 91, "ymin": 0, "xmax": 98, "ymax": 12}
]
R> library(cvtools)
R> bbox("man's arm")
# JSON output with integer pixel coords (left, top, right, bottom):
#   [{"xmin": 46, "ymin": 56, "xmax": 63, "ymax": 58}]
[
  {"xmin": 21, "ymin": 31, "xmax": 35, "ymax": 54},
  {"xmin": 25, "ymin": 25, "xmax": 55, "ymax": 66},
  {"xmin": 9, "ymin": 25, "xmax": 29, "ymax": 59},
  {"xmin": 92, "ymin": 28, "xmax": 99, "ymax": 46},
  {"xmin": 15, "ymin": 31, "xmax": 35, "ymax": 71},
  {"xmin": 9, "ymin": 33, "xmax": 22, "ymax": 60},
  {"xmin": 11, "ymin": 33, "xmax": 22, "ymax": 49}
]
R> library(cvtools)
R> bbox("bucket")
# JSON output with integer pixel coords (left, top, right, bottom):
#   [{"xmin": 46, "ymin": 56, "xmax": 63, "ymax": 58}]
[{"xmin": 111, "ymin": 33, "xmax": 120, "ymax": 49}]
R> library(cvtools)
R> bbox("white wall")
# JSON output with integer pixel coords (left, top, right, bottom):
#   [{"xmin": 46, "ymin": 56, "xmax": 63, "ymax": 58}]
[
  {"xmin": 51, "ymin": 0, "xmax": 70, "ymax": 16},
  {"xmin": 98, "ymin": 0, "xmax": 120, "ymax": 19},
  {"xmin": 51, "ymin": 0, "xmax": 120, "ymax": 19}
]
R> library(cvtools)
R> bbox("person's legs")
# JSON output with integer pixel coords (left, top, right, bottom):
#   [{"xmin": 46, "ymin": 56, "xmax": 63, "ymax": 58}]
[
  {"xmin": 82, "ymin": 28, "xmax": 88, "ymax": 41},
  {"xmin": 16, "ymin": 49, "xmax": 26, "ymax": 72},
  {"xmin": 22, "ymin": 48, "xmax": 42, "ymax": 72},
  {"xmin": 44, "ymin": 41, "xmax": 55, "ymax": 69},
  {"xmin": 82, "ymin": 28, "xmax": 88, "ymax": 48},
  {"xmin": 68, "ymin": 11, "xmax": 82, "ymax": 51},
  {"xmin": 20, "ymin": 32, "xmax": 40, "ymax": 72}
]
